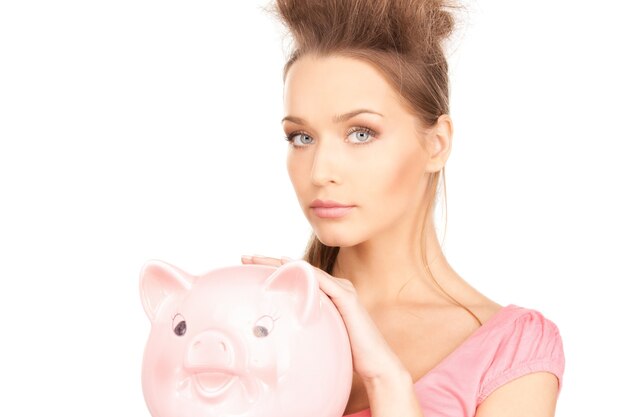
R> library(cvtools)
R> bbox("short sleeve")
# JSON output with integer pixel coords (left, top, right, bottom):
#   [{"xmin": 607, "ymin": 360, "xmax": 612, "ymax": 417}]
[{"xmin": 477, "ymin": 309, "xmax": 565, "ymax": 404}]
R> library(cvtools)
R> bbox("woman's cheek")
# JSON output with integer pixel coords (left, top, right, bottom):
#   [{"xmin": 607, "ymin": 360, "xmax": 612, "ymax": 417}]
[
  {"xmin": 382, "ymin": 148, "xmax": 425, "ymax": 210},
  {"xmin": 286, "ymin": 158, "xmax": 311, "ymax": 212}
]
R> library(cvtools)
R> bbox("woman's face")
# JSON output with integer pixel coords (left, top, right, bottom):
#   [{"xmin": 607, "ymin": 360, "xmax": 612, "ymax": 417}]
[{"xmin": 282, "ymin": 53, "xmax": 446, "ymax": 247}]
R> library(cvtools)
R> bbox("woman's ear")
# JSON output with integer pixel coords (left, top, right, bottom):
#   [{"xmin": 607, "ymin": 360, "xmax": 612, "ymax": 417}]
[{"xmin": 425, "ymin": 114, "xmax": 453, "ymax": 173}]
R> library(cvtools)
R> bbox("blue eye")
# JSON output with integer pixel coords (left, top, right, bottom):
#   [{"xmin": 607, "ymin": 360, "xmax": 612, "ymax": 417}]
[
  {"xmin": 285, "ymin": 132, "xmax": 314, "ymax": 147},
  {"xmin": 284, "ymin": 126, "xmax": 377, "ymax": 149},
  {"xmin": 347, "ymin": 128, "xmax": 375, "ymax": 144}
]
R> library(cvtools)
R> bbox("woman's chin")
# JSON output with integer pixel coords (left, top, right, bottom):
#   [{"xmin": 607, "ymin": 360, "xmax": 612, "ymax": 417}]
[{"xmin": 313, "ymin": 229, "xmax": 359, "ymax": 248}]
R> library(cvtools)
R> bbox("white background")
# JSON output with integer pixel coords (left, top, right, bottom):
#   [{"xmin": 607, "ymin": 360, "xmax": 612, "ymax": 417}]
[{"xmin": 1, "ymin": 0, "xmax": 623, "ymax": 415}]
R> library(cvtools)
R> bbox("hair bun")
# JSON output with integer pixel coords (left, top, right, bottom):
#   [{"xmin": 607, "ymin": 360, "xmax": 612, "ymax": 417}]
[{"xmin": 262, "ymin": 0, "xmax": 465, "ymax": 60}]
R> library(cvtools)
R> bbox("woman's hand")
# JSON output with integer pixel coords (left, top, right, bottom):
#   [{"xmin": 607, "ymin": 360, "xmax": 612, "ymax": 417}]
[{"xmin": 241, "ymin": 254, "xmax": 409, "ymax": 383}]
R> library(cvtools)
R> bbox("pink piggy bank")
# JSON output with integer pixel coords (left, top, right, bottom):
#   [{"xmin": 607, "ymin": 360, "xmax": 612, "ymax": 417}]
[{"xmin": 139, "ymin": 259, "xmax": 353, "ymax": 417}]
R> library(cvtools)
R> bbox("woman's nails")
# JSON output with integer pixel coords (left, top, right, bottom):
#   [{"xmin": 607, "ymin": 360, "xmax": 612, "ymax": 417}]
[{"xmin": 241, "ymin": 255, "xmax": 252, "ymax": 261}]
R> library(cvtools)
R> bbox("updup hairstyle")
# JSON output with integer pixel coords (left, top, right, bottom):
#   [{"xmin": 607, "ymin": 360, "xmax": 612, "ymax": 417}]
[{"xmin": 262, "ymin": 0, "xmax": 480, "ymax": 325}]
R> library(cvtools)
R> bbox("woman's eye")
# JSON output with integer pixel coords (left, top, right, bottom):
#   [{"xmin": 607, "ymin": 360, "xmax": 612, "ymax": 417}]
[
  {"xmin": 285, "ymin": 127, "xmax": 376, "ymax": 148},
  {"xmin": 287, "ymin": 132, "xmax": 314, "ymax": 146},
  {"xmin": 347, "ymin": 128, "xmax": 375, "ymax": 144}
]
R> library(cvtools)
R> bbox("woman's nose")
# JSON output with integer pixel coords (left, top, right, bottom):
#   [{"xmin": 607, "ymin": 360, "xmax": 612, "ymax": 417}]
[{"xmin": 309, "ymin": 136, "xmax": 342, "ymax": 186}]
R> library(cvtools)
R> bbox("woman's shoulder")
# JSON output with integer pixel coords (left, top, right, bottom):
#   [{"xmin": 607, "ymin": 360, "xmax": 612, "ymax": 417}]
[
  {"xmin": 412, "ymin": 301, "xmax": 566, "ymax": 411},
  {"xmin": 471, "ymin": 302, "xmax": 564, "ymax": 347},
  {"xmin": 474, "ymin": 303, "xmax": 566, "ymax": 403},
  {"xmin": 459, "ymin": 294, "xmax": 563, "ymax": 334},
  {"xmin": 489, "ymin": 303, "xmax": 563, "ymax": 333},
  {"xmin": 415, "ymin": 300, "xmax": 565, "ymax": 385},
  {"xmin": 472, "ymin": 299, "xmax": 506, "ymax": 324}
]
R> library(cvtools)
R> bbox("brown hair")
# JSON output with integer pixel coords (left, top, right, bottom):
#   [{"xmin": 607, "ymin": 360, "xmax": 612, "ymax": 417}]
[{"xmin": 262, "ymin": 0, "xmax": 481, "ymax": 326}]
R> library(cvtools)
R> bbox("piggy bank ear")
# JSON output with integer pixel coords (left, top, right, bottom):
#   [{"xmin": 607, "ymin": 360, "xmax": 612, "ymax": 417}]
[
  {"xmin": 139, "ymin": 259, "xmax": 193, "ymax": 322},
  {"xmin": 261, "ymin": 260, "xmax": 320, "ymax": 326}
]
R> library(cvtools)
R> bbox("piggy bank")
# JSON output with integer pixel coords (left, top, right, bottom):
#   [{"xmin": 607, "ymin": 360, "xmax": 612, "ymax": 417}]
[{"xmin": 139, "ymin": 259, "xmax": 353, "ymax": 417}]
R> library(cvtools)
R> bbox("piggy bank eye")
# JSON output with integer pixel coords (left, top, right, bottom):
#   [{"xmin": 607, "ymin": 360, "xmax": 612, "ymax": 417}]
[
  {"xmin": 172, "ymin": 313, "xmax": 186, "ymax": 336},
  {"xmin": 252, "ymin": 315, "xmax": 275, "ymax": 338}
]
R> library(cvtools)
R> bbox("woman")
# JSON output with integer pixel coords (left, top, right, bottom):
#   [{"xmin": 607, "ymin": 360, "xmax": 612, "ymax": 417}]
[{"xmin": 242, "ymin": 1, "xmax": 565, "ymax": 416}]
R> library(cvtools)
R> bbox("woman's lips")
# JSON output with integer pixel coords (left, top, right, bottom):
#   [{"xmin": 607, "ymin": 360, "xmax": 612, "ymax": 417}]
[{"xmin": 311, "ymin": 206, "xmax": 355, "ymax": 218}]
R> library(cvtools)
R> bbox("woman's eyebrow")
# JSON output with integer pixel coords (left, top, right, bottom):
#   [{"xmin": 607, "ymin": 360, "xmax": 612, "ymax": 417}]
[{"xmin": 281, "ymin": 108, "xmax": 384, "ymax": 125}]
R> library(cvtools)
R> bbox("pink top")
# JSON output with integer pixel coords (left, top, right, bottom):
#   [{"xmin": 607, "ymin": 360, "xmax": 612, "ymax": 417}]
[{"xmin": 342, "ymin": 304, "xmax": 565, "ymax": 417}]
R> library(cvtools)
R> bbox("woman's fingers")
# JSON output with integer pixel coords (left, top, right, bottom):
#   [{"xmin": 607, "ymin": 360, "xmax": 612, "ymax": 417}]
[
  {"xmin": 241, "ymin": 255, "xmax": 293, "ymax": 266},
  {"xmin": 241, "ymin": 255, "xmax": 279, "ymax": 266},
  {"xmin": 280, "ymin": 256, "xmax": 294, "ymax": 264},
  {"xmin": 314, "ymin": 268, "xmax": 360, "ymax": 309},
  {"xmin": 240, "ymin": 256, "xmax": 346, "ymax": 298}
]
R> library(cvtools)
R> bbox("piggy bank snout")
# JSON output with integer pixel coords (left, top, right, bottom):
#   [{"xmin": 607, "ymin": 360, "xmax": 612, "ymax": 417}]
[{"xmin": 184, "ymin": 330, "xmax": 235, "ymax": 371}]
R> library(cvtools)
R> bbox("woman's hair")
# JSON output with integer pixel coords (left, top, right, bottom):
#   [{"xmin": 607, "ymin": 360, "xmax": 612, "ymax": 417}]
[{"xmin": 263, "ymin": 0, "xmax": 481, "ymax": 326}]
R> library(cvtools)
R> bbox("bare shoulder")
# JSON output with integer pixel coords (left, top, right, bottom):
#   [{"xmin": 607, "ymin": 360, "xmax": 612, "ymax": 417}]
[
  {"xmin": 420, "ymin": 296, "xmax": 504, "ymax": 328},
  {"xmin": 471, "ymin": 298, "xmax": 505, "ymax": 324}
]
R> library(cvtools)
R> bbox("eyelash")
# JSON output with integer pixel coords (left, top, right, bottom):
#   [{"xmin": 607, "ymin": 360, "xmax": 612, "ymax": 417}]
[{"xmin": 284, "ymin": 126, "xmax": 378, "ymax": 148}]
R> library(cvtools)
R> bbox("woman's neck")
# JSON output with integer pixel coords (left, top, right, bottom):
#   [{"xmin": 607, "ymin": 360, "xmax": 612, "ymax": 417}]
[{"xmin": 330, "ymin": 216, "xmax": 458, "ymax": 309}]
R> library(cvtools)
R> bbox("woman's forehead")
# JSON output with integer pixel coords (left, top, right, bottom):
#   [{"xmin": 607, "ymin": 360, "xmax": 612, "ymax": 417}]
[{"xmin": 283, "ymin": 56, "xmax": 403, "ymax": 123}]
